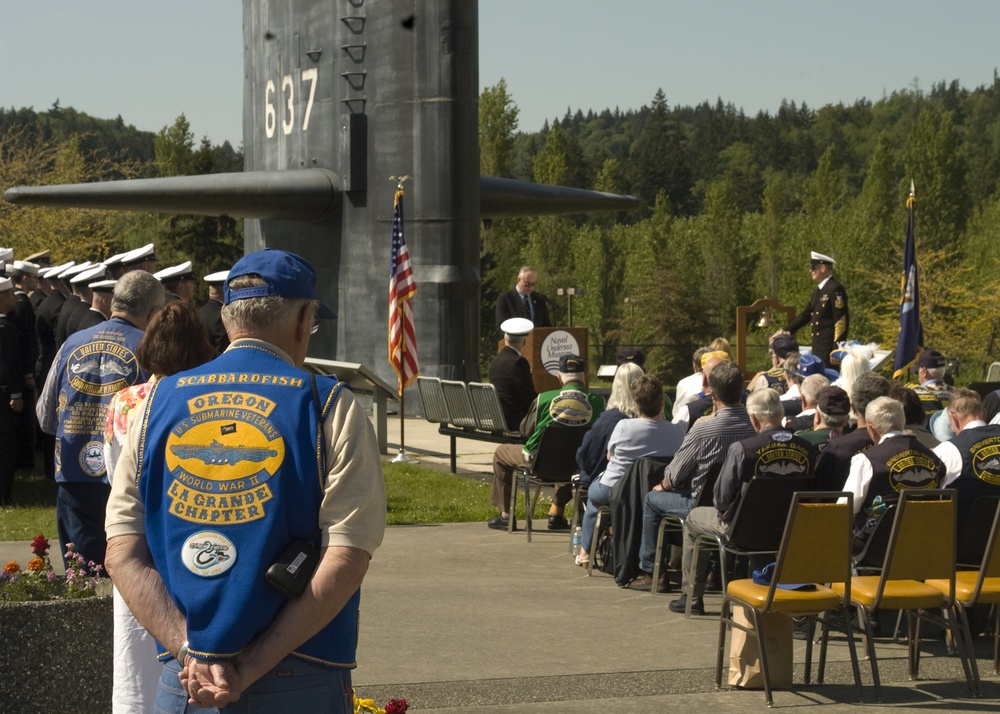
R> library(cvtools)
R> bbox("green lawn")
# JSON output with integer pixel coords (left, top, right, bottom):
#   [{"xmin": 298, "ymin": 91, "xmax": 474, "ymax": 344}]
[{"xmin": 0, "ymin": 462, "xmax": 563, "ymax": 542}]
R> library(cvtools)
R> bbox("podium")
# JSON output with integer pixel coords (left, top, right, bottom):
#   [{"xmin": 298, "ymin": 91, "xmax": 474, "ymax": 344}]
[{"xmin": 499, "ymin": 327, "xmax": 589, "ymax": 393}]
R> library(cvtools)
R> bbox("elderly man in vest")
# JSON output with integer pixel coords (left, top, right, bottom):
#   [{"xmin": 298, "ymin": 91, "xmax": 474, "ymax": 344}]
[
  {"xmin": 105, "ymin": 249, "xmax": 386, "ymax": 712},
  {"xmin": 933, "ymin": 388, "xmax": 1000, "ymax": 520}
]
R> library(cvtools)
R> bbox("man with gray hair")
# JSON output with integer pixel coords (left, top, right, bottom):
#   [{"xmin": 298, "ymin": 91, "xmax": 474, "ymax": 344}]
[
  {"xmin": 784, "ymin": 373, "xmax": 829, "ymax": 432},
  {"xmin": 37, "ymin": 269, "xmax": 165, "ymax": 569},
  {"xmin": 105, "ymin": 249, "xmax": 386, "ymax": 711},
  {"xmin": 815, "ymin": 371, "xmax": 892, "ymax": 490},
  {"xmin": 669, "ymin": 388, "xmax": 817, "ymax": 614},
  {"xmin": 840, "ymin": 396, "xmax": 945, "ymax": 548},
  {"xmin": 495, "ymin": 265, "xmax": 551, "ymax": 328}
]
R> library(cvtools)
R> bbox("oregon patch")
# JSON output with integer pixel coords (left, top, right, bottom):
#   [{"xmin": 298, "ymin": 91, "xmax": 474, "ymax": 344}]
[
  {"xmin": 181, "ymin": 531, "xmax": 237, "ymax": 577},
  {"xmin": 886, "ymin": 450, "xmax": 940, "ymax": 491},
  {"xmin": 970, "ymin": 436, "xmax": 1000, "ymax": 486},
  {"xmin": 549, "ymin": 389, "xmax": 594, "ymax": 426},
  {"xmin": 65, "ymin": 340, "xmax": 139, "ymax": 397},
  {"xmin": 164, "ymin": 390, "xmax": 285, "ymax": 525}
]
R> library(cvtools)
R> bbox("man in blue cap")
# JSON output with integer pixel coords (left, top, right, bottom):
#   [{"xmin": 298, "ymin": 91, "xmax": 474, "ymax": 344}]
[{"xmin": 105, "ymin": 249, "xmax": 386, "ymax": 712}]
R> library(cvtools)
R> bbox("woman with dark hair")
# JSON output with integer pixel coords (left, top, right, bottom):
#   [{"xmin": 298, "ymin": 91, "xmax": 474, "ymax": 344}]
[{"xmin": 103, "ymin": 301, "xmax": 215, "ymax": 714}]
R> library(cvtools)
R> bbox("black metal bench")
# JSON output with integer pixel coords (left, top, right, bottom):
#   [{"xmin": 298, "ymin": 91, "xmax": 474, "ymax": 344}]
[{"xmin": 417, "ymin": 377, "xmax": 525, "ymax": 472}]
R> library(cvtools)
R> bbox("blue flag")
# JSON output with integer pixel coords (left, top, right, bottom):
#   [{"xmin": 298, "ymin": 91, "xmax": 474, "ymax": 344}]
[{"xmin": 893, "ymin": 185, "xmax": 923, "ymax": 378}]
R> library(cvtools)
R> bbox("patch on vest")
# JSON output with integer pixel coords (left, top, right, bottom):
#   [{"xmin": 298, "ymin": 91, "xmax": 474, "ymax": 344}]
[
  {"xmin": 549, "ymin": 390, "xmax": 593, "ymax": 426},
  {"xmin": 164, "ymin": 390, "xmax": 286, "ymax": 526},
  {"xmin": 65, "ymin": 340, "xmax": 139, "ymax": 397},
  {"xmin": 79, "ymin": 441, "xmax": 106, "ymax": 477},
  {"xmin": 886, "ymin": 450, "xmax": 940, "ymax": 491},
  {"xmin": 754, "ymin": 440, "xmax": 810, "ymax": 476},
  {"xmin": 969, "ymin": 435, "xmax": 1000, "ymax": 486},
  {"xmin": 181, "ymin": 531, "xmax": 237, "ymax": 577}
]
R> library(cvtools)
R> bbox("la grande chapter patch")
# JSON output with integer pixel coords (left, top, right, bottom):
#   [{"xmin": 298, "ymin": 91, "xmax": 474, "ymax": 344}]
[{"xmin": 164, "ymin": 391, "xmax": 285, "ymax": 525}]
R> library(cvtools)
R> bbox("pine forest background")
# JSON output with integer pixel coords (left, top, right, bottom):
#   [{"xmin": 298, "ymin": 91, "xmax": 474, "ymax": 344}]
[{"xmin": 3, "ymin": 75, "xmax": 1000, "ymax": 386}]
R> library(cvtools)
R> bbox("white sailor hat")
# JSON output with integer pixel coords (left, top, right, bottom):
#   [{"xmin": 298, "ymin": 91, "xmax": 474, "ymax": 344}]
[
  {"xmin": 58, "ymin": 261, "xmax": 93, "ymax": 281},
  {"xmin": 153, "ymin": 261, "xmax": 194, "ymax": 283},
  {"xmin": 71, "ymin": 264, "xmax": 107, "ymax": 285},
  {"xmin": 23, "ymin": 249, "xmax": 51, "ymax": 266},
  {"xmin": 0, "ymin": 248, "xmax": 13, "ymax": 264},
  {"xmin": 810, "ymin": 251, "xmax": 835, "ymax": 266},
  {"xmin": 119, "ymin": 243, "xmax": 156, "ymax": 266},
  {"xmin": 42, "ymin": 262, "xmax": 74, "ymax": 280},
  {"xmin": 103, "ymin": 250, "xmax": 129, "ymax": 268},
  {"xmin": 12, "ymin": 260, "xmax": 40, "ymax": 276},
  {"xmin": 0, "ymin": 276, "xmax": 12, "ymax": 292},
  {"xmin": 203, "ymin": 269, "xmax": 230, "ymax": 285},
  {"xmin": 89, "ymin": 279, "xmax": 117, "ymax": 294},
  {"xmin": 500, "ymin": 317, "xmax": 534, "ymax": 337}
]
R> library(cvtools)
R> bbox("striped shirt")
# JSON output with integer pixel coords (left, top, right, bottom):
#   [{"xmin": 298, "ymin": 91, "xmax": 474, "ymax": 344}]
[{"xmin": 665, "ymin": 405, "xmax": 755, "ymax": 498}]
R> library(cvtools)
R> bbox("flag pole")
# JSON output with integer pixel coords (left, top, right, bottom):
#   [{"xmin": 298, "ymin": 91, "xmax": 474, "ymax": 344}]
[{"xmin": 390, "ymin": 175, "xmax": 416, "ymax": 464}]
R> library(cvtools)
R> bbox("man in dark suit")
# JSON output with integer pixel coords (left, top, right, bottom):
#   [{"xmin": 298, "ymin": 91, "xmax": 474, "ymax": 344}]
[
  {"xmin": 489, "ymin": 317, "xmax": 537, "ymax": 431},
  {"xmin": 495, "ymin": 265, "xmax": 551, "ymax": 328},
  {"xmin": 781, "ymin": 251, "xmax": 848, "ymax": 369},
  {"xmin": 198, "ymin": 269, "xmax": 231, "ymax": 355}
]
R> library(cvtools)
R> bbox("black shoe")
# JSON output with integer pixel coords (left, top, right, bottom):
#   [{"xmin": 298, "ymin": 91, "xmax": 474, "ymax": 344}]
[
  {"xmin": 547, "ymin": 514, "xmax": 570, "ymax": 531},
  {"xmin": 793, "ymin": 616, "xmax": 813, "ymax": 640},
  {"xmin": 668, "ymin": 594, "xmax": 705, "ymax": 615},
  {"xmin": 487, "ymin": 513, "xmax": 514, "ymax": 531}
]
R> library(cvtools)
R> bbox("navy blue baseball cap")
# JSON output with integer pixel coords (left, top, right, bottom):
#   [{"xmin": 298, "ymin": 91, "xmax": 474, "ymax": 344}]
[{"xmin": 224, "ymin": 249, "xmax": 336, "ymax": 319}]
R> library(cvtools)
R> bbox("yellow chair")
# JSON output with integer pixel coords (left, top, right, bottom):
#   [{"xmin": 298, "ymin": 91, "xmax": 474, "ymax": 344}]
[
  {"xmin": 830, "ymin": 489, "xmax": 977, "ymax": 701},
  {"xmin": 926, "ymin": 496, "xmax": 1000, "ymax": 690},
  {"xmin": 716, "ymin": 492, "xmax": 863, "ymax": 707}
]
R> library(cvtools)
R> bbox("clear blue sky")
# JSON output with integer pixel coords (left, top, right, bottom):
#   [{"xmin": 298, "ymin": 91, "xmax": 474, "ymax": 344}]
[{"xmin": 3, "ymin": 1, "xmax": 999, "ymax": 147}]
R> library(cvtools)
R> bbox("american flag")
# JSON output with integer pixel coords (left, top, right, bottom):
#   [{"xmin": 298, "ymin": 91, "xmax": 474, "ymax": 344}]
[{"xmin": 388, "ymin": 187, "xmax": 418, "ymax": 392}]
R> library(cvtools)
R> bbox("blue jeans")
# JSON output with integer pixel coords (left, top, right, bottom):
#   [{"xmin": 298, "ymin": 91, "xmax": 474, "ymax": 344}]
[
  {"xmin": 581, "ymin": 480, "xmax": 613, "ymax": 555},
  {"xmin": 637, "ymin": 489, "xmax": 693, "ymax": 573},
  {"xmin": 155, "ymin": 656, "xmax": 353, "ymax": 713}
]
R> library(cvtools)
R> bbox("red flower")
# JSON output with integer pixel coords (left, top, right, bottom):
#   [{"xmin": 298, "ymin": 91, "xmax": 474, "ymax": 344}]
[
  {"xmin": 385, "ymin": 699, "xmax": 408, "ymax": 714},
  {"xmin": 31, "ymin": 534, "xmax": 49, "ymax": 558}
]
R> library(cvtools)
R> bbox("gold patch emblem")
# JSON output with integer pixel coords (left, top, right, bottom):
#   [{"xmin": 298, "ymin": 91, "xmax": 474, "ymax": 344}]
[{"xmin": 835, "ymin": 294, "xmax": 845, "ymax": 309}]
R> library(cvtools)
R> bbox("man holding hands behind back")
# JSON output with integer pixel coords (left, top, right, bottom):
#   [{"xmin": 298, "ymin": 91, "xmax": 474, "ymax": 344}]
[{"xmin": 105, "ymin": 249, "xmax": 386, "ymax": 712}]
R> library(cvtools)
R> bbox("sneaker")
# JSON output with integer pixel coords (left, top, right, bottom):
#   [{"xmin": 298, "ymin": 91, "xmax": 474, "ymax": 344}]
[
  {"xmin": 547, "ymin": 514, "xmax": 570, "ymax": 531},
  {"xmin": 487, "ymin": 513, "xmax": 514, "ymax": 531},
  {"xmin": 668, "ymin": 594, "xmax": 705, "ymax": 615}
]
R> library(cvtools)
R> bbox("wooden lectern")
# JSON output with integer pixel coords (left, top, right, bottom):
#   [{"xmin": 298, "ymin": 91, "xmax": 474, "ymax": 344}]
[{"xmin": 499, "ymin": 327, "xmax": 589, "ymax": 393}]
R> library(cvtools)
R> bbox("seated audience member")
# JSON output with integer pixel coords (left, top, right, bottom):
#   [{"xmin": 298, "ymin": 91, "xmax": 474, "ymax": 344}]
[
  {"xmin": 983, "ymin": 385, "xmax": 1000, "ymax": 424},
  {"xmin": 779, "ymin": 353, "xmax": 804, "ymax": 415},
  {"xmin": 489, "ymin": 317, "xmax": 538, "ymax": 431},
  {"xmin": 577, "ymin": 375, "xmax": 685, "ymax": 566},
  {"xmin": 748, "ymin": 333, "xmax": 799, "ymax": 394},
  {"xmin": 103, "ymin": 301, "xmax": 216, "ymax": 714},
  {"xmin": 576, "ymin": 362, "xmax": 644, "ymax": 486},
  {"xmin": 784, "ymin": 373, "xmax": 829, "ymax": 432},
  {"xmin": 815, "ymin": 371, "xmax": 891, "ymax": 490},
  {"xmin": 672, "ymin": 347, "xmax": 710, "ymax": 421},
  {"xmin": 889, "ymin": 381, "xmax": 938, "ymax": 449},
  {"xmin": 669, "ymin": 388, "xmax": 818, "ymax": 614},
  {"xmin": 674, "ymin": 351, "xmax": 730, "ymax": 428},
  {"xmin": 933, "ymin": 388, "xmax": 1000, "ymax": 519},
  {"xmin": 796, "ymin": 385, "xmax": 850, "ymax": 451},
  {"xmin": 841, "ymin": 396, "xmax": 945, "ymax": 549},
  {"xmin": 488, "ymin": 355, "xmax": 604, "ymax": 532},
  {"xmin": 908, "ymin": 349, "xmax": 952, "ymax": 423},
  {"xmin": 629, "ymin": 362, "xmax": 755, "ymax": 592}
]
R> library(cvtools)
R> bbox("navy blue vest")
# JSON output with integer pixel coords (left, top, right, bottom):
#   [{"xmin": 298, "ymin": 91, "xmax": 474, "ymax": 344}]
[
  {"xmin": 858, "ymin": 434, "xmax": 944, "ymax": 531},
  {"xmin": 138, "ymin": 342, "xmax": 359, "ymax": 667},
  {"xmin": 947, "ymin": 424, "xmax": 1000, "ymax": 515},
  {"xmin": 54, "ymin": 317, "xmax": 146, "ymax": 484}
]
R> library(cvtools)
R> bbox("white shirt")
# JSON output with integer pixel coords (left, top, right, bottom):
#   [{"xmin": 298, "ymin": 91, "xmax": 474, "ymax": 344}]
[
  {"xmin": 672, "ymin": 371, "xmax": 704, "ymax": 421},
  {"xmin": 933, "ymin": 420, "xmax": 987, "ymax": 487}
]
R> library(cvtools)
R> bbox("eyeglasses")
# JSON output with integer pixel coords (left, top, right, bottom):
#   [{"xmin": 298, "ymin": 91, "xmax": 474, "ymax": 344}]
[{"xmin": 310, "ymin": 315, "xmax": 321, "ymax": 335}]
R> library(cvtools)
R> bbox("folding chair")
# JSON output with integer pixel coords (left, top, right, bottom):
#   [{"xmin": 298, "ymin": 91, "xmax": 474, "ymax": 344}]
[
  {"xmin": 927, "ymin": 497, "xmax": 1000, "ymax": 688},
  {"xmin": 511, "ymin": 424, "xmax": 589, "ymax": 542},
  {"xmin": 416, "ymin": 376, "xmax": 450, "ymax": 424},
  {"xmin": 649, "ymin": 463, "xmax": 721, "ymax": 596},
  {"xmin": 684, "ymin": 474, "xmax": 815, "ymax": 616},
  {"xmin": 716, "ymin": 492, "xmax": 863, "ymax": 707},
  {"xmin": 830, "ymin": 489, "xmax": 977, "ymax": 702}
]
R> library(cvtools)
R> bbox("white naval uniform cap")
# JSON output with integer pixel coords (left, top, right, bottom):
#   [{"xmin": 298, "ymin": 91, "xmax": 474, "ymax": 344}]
[
  {"xmin": 810, "ymin": 251, "xmax": 835, "ymax": 265},
  {"xmin": 500, "ymin": 317, "xmax": 534, "ymax": 337}
]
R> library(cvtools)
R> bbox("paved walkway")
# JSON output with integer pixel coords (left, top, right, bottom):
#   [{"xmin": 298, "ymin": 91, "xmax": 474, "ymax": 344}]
[{"xmin": 3, "ymin": 416, "xmax": 998, "ymax": 711}]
